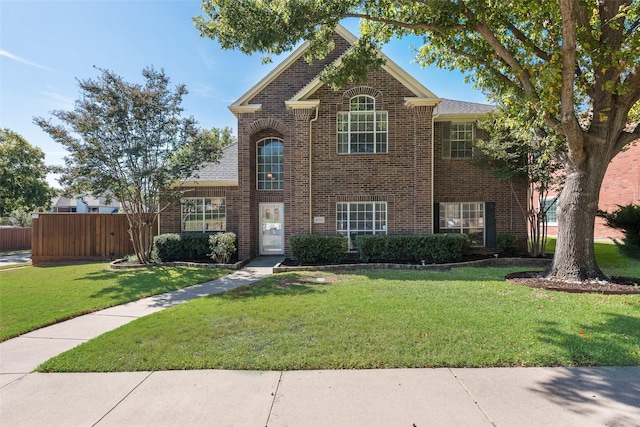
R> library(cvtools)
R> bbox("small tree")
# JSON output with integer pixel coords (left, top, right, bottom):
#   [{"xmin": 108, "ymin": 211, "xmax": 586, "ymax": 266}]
[
  {"xmin": 0, "ymin": 128, "xmax": 55, "ymax": 218},
  {"xmin": 35, "ymin": 67, "xmax": 232, "ymax": 264},
  {"xmin": 476, "ymin": 113, "xmax": 564, "ymax": 257}
]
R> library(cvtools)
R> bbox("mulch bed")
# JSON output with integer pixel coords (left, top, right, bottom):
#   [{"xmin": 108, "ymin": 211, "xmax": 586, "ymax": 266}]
[{"xmin": 506, "ymin": 271, "xmax": 640, "ymax": 295}]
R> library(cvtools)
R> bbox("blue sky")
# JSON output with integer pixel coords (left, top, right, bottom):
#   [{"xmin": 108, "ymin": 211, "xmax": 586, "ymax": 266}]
[{"xmin": 0, "ymin": 0, "xmax": 487, "ymax": 187}]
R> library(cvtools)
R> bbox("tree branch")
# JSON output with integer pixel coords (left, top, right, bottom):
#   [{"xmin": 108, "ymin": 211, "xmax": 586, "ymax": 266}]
[
  {"xmin": 559, "ymin": 0, "xmax": 585, "ymax": 163},
  {"xmin": 613, "ymin": 125, "xmax": 640, "ymax": 153},
  {"xmin": 342, "ymin": 13, "xmax": 463, "ymax": 32},
  {"xmin": 506, "ymin": 23, "xmax": 552, "ymax": 61}
]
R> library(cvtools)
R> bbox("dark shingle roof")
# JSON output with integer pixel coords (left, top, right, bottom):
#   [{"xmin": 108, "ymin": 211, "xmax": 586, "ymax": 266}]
[
  {"xmin": 188, "ymin": 142, "xmax": 238, "ymax": 183},
  {"xmin": 438, "ymin": 99, "xmax": 495, "ymax": 115}
]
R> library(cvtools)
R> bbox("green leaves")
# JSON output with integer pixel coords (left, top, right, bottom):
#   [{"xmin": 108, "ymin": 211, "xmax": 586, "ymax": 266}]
[
  {"xmin": 0, "ymin": 128, "xmax": 56, "ymax": 217},
  {"xmin": 35, "ymin": 67, "xmax": 227, "ymax": 263}
]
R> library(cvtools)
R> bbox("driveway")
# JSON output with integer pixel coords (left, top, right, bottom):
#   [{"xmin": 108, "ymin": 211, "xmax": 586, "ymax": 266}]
[{"xmin": 0, "ymin": 251, "xmax": 32, "ymax": 266}]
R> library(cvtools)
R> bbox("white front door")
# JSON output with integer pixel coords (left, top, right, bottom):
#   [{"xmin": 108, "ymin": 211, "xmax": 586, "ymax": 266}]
[{"xmin": 259, "ymin": 203, "xmax": 284, "ymax": 255}]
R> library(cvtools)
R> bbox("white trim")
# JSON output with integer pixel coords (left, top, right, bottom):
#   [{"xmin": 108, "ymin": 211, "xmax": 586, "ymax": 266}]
[
  {"xmin": 228, "ymin": 104, "xmax": 262, "ymax": 116},
  {"xmin": 285, "ymin": 99, "xmax": 321, "ymax": 110},
  {"xmin": 404, "ymin": 97, "xmax": 443, "ymax": 108}
]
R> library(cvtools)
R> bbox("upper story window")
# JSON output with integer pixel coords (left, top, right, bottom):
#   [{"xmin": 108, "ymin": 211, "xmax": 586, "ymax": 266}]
[
  {"xmin": 257, "ymin": 138, "xmax": 284, "ymax": 190},
  {"xmin": 337, "ymin": 95, "xmax": 388, "ymax": 154},
  {"xmin": 442, "ymin": 122, "xmax": 485, "ymax": 159}
]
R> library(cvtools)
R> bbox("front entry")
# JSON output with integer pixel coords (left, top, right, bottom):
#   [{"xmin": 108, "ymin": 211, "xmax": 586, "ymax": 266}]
[{"xmin": 259, "ymin": 203, "xmax": 284, "ymax": 255}]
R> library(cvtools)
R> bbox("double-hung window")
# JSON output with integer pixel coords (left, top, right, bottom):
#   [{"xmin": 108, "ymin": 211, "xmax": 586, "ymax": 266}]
[
  {"xmin": 337, "ymin": 202, "xmax": 387, "ymax": 250},
  {"xmin": 439, "ymin": 202, "xmax": 485, "ymax": 246},
  {"xmin": 181, "ymin": 197, "xmax": 226, "ymax": 232},
  {"xmin": 442, "ymin": 122, "xmax": 481, "ymax": 159},
  {"xmin": 337, "ymin": 96, "xmax": 387, "ymax": 154},
  {"xmin": 257, "ymin": 138, "xmax": 284, "ymax": 190}
]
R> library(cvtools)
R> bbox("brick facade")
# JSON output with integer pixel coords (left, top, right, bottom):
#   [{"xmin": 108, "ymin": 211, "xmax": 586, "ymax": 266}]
[{"xmin": 161, "ymin": 28, "xmax": 529, "ymax": 259}]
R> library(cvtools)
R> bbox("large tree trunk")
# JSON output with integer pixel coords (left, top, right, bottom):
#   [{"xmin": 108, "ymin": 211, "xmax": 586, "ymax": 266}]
[{"xmin": 545, "ymin": 150, "xmax": 610, "ymax": 282}]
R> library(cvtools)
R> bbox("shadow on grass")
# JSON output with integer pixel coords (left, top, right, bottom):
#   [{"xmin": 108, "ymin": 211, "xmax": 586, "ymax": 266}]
[
  {"xmin": 82, "ymin": 267, "xmax": 227, "ymax": 302},
  {"xmin": 213, "ymin": 274, "xmax": 329, "ymax": 301},
  {"xmin": 533, "ymin": 313, "xmax": 640, "ymax": 422}
]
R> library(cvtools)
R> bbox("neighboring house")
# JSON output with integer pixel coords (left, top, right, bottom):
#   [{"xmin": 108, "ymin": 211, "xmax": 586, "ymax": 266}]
[
  {"xmin": 541, "ymin": 140, "xmax": 640, "ymax": 240},
  {"xmin": 160, "ymin": 25, "xmax": 528, "ymax": 260},
  {"xmin": 51, "ymin": 195, "xmax": 121, "ymax": 213}
]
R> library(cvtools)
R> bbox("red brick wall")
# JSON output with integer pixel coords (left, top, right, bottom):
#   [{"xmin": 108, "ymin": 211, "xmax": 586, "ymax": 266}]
[{"xmin": 545, "ymin": 141, "xmax": 640, "ymax": 240}]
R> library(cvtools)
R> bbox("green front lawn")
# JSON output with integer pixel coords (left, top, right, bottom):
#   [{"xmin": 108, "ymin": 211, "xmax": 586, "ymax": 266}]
[
  {"xmin": 38, "ymin": 265, "xmax": 640, "ymax": 372},
  {"xmin": 0, "ymin": 263, "xmax": 230, "ymax": 341}
]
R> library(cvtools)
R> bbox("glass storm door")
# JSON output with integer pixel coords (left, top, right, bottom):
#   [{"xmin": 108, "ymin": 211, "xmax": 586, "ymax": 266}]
[{"xmin": 259, "ymin": 203, "xmax": 284, "ymax": 255}]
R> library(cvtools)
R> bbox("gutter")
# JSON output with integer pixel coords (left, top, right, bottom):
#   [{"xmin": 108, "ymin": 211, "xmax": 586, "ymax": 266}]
[
  {"xmin": 432, "ymin": 104, "xmax": 440, "ymax": 234},
  {"xmin": 309, "ymin": 106, "xmax": 319, "ymax": 233}
]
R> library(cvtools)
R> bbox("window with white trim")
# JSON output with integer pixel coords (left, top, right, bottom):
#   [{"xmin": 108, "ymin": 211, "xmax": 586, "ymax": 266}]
[
  {"xmin": 337, "ymin": 96, "xmax": 388, "ymax": 154},
  {"xmin": 257, "ymin": 138, "xmax": 284, "ymax": 190},
  {"xmin": 442, "ymin": 122, "xmax": 483, "ymax": 159},
  {"xmin": 337, "ymin": 202, "xmax": 387, "ymax": 250},
  {"xmin": 181, "ymin": 197, "xmax": 226, "ymax": 232},
  {"xmin": 439, "ymin": 202, "xmax": 485, "ymax": 246},
  {"xmin": 541, "ymin": 197, "xmax": 558, "ymax": 225}
]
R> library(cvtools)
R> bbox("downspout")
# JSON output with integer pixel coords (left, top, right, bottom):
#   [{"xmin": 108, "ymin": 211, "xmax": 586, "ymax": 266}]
[
  {"xmin": 309, "ymin": 105, "xmax": 319, "ymax": 233},
  {"xmin": 432, "ymin": 104, "xmax": 440, "ymax": 234}
]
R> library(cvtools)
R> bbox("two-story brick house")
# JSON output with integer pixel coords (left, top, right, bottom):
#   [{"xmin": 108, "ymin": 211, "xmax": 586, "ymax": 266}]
[{"xmin": 160, "ymin": 25, "xmax": 528, "ymax": 260}]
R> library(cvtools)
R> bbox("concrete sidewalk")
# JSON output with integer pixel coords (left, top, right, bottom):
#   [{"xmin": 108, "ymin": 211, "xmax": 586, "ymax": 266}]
[{"xmin": 1, "ymin": 257, "xmax": 639, "ymax": 426}]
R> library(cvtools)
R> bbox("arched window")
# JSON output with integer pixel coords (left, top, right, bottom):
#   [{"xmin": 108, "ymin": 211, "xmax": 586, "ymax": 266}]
[
  {"xmin": 337, "ymin": 95, "xmax": 388, "ymax": 154},
  {"xmin": 257, "ymin": 138, "xmax": 284, "ymax": 190}
]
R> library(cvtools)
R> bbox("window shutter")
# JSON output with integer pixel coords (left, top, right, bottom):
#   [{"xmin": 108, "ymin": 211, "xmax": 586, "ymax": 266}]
[
  {"xmin": 433, "ymin": 203, "xmax": 440, "ymax": 233},
  {"xmin": 485, "ymin": 202, "xmax": 497, "ymax": 248},
  {"xmin": 441, "ymin": 122, "xmax": 451, "ymax": 159}
]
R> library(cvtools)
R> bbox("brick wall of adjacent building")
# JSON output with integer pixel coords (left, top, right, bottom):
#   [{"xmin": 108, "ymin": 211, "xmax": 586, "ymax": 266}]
[{"xmin": 545, "ymin": 141, "xmax": 640, "ymax": 240}]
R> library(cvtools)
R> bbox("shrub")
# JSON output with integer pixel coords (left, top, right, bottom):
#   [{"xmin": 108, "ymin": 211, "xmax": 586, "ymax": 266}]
[
  {"xmin": 356, "ymin": 234, "xmax": 470, "ymax": 263},
  {"xmin": 179, "ymin": 233, "xmax": 212, "ymax": 261},
  {"xmin": 209, "ymin": 232, "xmax": 237, "ymax": 264},
  {"xmin": 289, "ymin": 234, "xmax": 348, "ymax": 264},
  {"xmin": 153, "ymin": 233, "xmax": 182, "ymax": 262},
  {"xmin": 598, "ymin": 204, "xmax": 640, "ymax": 259},
  {"xmin": 496, "ymin": 233, "xmax": 518, "ymax": 255},
  {"xmin": 153, "ymin": 232, "xmax": 228, "ymax": 262}
]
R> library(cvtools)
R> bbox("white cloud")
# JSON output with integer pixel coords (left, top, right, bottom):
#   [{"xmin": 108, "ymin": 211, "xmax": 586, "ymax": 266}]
[{"xmin": 0, "ymin": 49, "xmax": 55, "ymax": 72}]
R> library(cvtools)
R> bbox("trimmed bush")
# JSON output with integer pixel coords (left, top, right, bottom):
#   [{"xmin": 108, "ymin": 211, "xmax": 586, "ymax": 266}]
[
  {"xmin": 289, "ymin": 234, "xmax": 348, "ymax": 264},
  {"xmin": 209, "ymin": 232, "xmax": 237, "ymax": 264},
  {"xmin": 356, "ymin": 234, "xmax": 470, "ymax": 263},
  {"xmin": 496, "ymin": 233, "xmax": 518, "ymax": 255},
  {"xmin": 154, "ymin": 232, "xmax": 234, "ymax": 262},
  {"xmin": 153, "ymin": 233, "xmax": 182, "ymax": 262},
  {"xmin": 179, "ymin": 233, "xmax": 212, "ymax": 261}
]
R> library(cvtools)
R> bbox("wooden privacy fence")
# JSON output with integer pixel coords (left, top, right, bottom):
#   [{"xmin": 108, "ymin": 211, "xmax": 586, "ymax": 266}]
[
  {"xmin": 31, "ymin": 213, "xmax": 142, "ymax": 265},
  {"xmin": 0, "ymin": 227, "xmax": 32, "ymax": 250}
]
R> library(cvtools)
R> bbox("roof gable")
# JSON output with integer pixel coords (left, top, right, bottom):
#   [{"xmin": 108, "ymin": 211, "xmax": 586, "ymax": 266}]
[{"xmin": 229, "ymin": 25, "xmax": 442, "ymax": 115}]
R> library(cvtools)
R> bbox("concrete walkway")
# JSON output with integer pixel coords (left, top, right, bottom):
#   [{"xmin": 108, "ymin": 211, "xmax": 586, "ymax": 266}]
[{"xmin": 1, "ymin": 257, "xmax": 639, "ymax": 426}]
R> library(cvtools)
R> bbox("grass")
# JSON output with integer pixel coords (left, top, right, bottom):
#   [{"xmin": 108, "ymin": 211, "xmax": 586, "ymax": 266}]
[
  {"xmin": 0, "ymin": 263, "xmax": 230, "ymax": 341},
  {"xmin": 38, "ymin": 257, "xmax": 640, "ymax": 372}
]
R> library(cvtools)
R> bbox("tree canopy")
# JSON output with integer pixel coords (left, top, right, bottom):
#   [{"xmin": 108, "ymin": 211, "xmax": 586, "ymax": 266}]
[
  {"xmin": 35, "ymin": 67, "xmax": 231, "ymax": 263},
  {"xmin": 195, "ymin": 0, "xmax": 640, "ymax": 281},
  {"xmin": 0, "ymin": 128, "xmax": 55, "ymax": 218}
]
